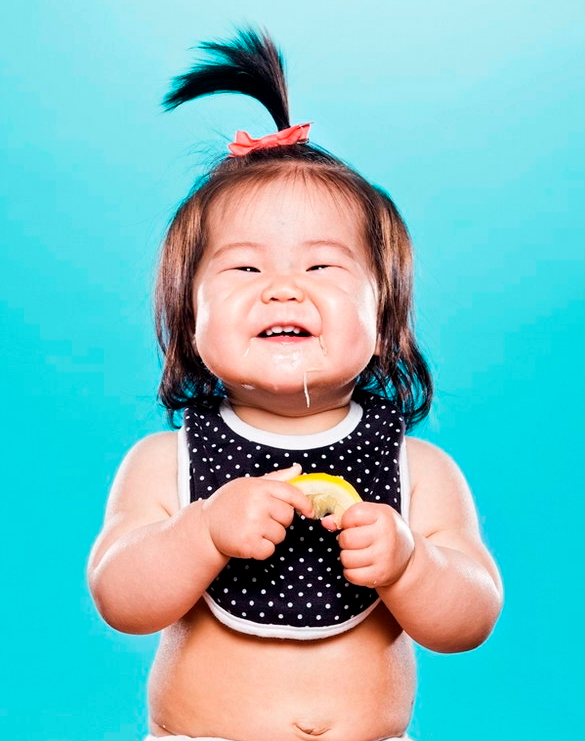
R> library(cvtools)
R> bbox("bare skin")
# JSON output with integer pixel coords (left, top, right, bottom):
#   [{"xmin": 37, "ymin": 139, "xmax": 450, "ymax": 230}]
[
  {"xmin": 148, "ymin": 601, "xmax": 415, "ymax": 740},
  {"xmin": 88, "ymin": 181, "xmax": 502, "ymax": 740},
  {"xmin": 88, "ymin": 428, "xmax": 502, "ymax": 741}
]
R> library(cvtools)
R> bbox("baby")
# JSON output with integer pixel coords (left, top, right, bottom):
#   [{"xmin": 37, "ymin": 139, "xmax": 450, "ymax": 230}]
[{"xmin": 88, "ymin": 29, "xmax": 503, "ymax": 741}]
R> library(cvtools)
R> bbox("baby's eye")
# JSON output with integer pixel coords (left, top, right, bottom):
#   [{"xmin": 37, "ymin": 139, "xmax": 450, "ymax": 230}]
[
  {"xmin": 234, "ymin": 266, "xmax": 260, "ymax": 273},
  {"xmin": 307, "ymin": 264, "xmax": 330, "ymax": 271}
]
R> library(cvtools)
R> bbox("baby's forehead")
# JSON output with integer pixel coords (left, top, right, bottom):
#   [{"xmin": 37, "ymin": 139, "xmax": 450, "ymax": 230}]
[{"xmin": 206, "ymin": 172, "xmax": 367, "ymax": 231}]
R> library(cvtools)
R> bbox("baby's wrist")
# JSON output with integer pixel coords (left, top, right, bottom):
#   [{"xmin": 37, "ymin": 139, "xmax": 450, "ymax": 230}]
[
  {"xmin": 378, "ymin": 528, "xmax": 417, "ymax": 590},
  {"xmin": 394, "ymin": 534, "xmax": 417, "ymax": 585},
  {"xmin": 193, "ymin": 499, "xmax": 230, "ymax": 564}
]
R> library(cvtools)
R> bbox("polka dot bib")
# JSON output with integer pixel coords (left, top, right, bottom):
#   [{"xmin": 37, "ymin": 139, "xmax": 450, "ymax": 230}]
[{"xmin": 183, "ymin": 392, "xmax": 405, "ymax": 640}]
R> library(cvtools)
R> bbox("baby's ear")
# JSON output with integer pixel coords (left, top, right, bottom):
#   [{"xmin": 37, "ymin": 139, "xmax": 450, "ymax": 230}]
[{"xmin": 374, "ymin": 336, "xmax": 382, "ymax": 356}]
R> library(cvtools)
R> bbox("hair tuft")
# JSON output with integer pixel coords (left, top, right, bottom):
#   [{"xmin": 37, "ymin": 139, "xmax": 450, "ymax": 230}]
[{"xmin": 163, "ymin": 27, "xmax": 290, "ymax": 130}]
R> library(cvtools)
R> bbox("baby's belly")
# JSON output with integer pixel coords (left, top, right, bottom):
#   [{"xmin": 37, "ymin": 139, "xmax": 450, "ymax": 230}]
[{"xmin": 148, "ymin": 602, "xmax": 416, "ymax": 741}]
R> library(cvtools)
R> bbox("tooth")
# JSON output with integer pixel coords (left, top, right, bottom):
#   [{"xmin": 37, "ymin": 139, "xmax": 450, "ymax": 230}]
[{"xmin": 263, "ymin": 325, "xmax": 306, "ymax": 337}]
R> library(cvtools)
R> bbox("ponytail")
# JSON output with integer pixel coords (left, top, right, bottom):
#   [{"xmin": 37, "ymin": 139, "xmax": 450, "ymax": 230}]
[{"xmin": 163, "ymin": 28, "xmax": 291, "ymax": 131}]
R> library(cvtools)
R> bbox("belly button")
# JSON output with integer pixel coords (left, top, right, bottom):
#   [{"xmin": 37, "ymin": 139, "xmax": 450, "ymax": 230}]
[{"xmin": 293, "ymin": 722, "xmax": 331, "ymax": 737}]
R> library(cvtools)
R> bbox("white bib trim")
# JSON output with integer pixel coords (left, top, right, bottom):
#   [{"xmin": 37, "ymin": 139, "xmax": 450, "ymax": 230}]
[{"xmin": 203, "ymin": 592, "xmax": 381, "ymax": 640}]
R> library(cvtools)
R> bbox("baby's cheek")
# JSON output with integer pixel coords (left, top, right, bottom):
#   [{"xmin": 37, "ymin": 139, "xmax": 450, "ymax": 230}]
[{"xmin": 348, "ymin": 305, "xmax": 378, "ymax": 354}]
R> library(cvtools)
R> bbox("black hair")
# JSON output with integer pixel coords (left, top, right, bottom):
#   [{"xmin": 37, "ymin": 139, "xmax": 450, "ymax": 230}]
[
  {"xmin": 163, "ymin": 28, "xmax": 290, "ymax": 130},
  {"xmin": 157, "ymin": 28, "xmax": 432, "ymax": 429}
]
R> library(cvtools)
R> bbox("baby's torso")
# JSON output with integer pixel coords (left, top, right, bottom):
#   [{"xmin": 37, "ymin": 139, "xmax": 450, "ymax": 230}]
[
  {"xmin": 148, "ymin": 601, "xmax": 416, "ymax": 741},
  {"xmin": 181, "ymin": 392, "xmax": 407, "ymax": 640},
  {"xmin": 148, "ymin": 394, "xmax": 415, "ymax": 740}
]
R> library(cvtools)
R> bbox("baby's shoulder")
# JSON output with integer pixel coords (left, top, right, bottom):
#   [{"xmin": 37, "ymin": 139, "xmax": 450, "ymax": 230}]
[
  {"xmin": 116, "ymin": 431, "xmax": 178, "ymax": 478},
  {"xmin": 125, "ymin": 430, "xmax": 178, "ymax": 462},
  {"xmin": 108, "ymin": 431, "xmax": 179, "ymax": 514},
  {"xmin": 405, "ymin": 436, "xmax": 470, "ymax": 498},
  {"xmin": 405, "ymin": 435, "xmax": 460, "ymax": 471},
  {"xmin": 404, "ymin": 435, "xmax": 480, "ymax": 534}
]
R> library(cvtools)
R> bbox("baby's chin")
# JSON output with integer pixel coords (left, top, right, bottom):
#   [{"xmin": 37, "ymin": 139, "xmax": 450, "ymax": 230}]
[{"xmin": 225, "ymin": 377, "xmax": 357, "ymax": 415}]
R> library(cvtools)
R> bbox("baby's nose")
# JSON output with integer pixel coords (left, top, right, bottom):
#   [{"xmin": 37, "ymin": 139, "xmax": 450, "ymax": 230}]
[{"xmin": 261, "ymin": 276, "xmax": 305, "ymax": 302}]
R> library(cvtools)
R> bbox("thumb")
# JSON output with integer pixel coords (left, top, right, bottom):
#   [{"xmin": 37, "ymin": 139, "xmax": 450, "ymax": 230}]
[
  {"xmin": 262, "ymin": 463, "xmax": 302, "ymax": 482},
  {"xmin": 319, "ymin": 514, "xmax": 341, "ymax": 532}
]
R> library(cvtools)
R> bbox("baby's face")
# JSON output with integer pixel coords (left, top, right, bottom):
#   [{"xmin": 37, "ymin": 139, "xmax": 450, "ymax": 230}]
[{"xmin": 192, "ymin": 177, "xmax": 379, "ymax": 415}]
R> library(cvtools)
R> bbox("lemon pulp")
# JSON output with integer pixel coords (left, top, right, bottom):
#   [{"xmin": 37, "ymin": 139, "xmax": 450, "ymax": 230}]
[{"xmin": 290, "ymin": 473, "xmax": 362, "ymax": 524}]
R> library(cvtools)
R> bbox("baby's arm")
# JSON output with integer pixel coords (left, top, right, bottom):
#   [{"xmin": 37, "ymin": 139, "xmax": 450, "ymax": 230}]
[
  {"xmin": 88, "ymin": 434, "xmax": 312, "ymax": 635},
  {"xmin": 337, "ymin": 437, "xmax": 503, "ymax": 653},
  {"xmin": 88, "ymin": 432, "xmax": 225, "ymax": 634}
]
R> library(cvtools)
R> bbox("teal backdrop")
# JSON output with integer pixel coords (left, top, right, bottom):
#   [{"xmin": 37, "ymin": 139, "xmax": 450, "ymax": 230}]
[{"xmin": 1, "ymin": 1, "xmax": 583, "ymax": 739}]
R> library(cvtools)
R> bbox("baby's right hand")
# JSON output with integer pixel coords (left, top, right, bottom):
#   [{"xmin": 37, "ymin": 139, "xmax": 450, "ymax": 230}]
[{"xmin": 201, "ymin": 464, "xmax": 314, "ymax": 560}]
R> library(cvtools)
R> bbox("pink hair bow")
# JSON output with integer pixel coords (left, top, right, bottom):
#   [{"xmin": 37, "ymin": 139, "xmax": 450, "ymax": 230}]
[{"xmin": 228, "ymin": 123, "xmax": 311, "ymax": 157}]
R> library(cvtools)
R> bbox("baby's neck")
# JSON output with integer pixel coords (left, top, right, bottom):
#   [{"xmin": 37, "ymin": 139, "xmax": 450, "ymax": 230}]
[{"xmin": 228, "ymin": 401, "xmax": 352, "ymax": 435}]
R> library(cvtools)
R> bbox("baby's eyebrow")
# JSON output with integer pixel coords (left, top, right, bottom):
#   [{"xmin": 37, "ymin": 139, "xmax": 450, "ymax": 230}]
[
  {"xmin": 209, "ymin": 240, "xmax": 357, "ymax": 262},
  {"xmin": 210, "ymin": 242, "xmax": 263, "ymax": 260},
  {"xmin": 303, "ymin": 240, "xmax": 355, "ymax": 258}
]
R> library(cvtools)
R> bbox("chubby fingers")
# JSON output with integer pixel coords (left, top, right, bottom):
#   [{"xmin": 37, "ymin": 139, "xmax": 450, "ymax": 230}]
[
  {"xmin": 319, "ymin": 514, "xmax": 339, "ymax": 532},
  {"xmin": 337, "ymin": 520, "xmax": 378, "ymax": 552},
  {"xmin": 262, "ymin": 465, "xmax": 315, "ymax": 520},
  {"xmin": 337, "ymin": 503, "xmax": 416, "ymax": 587},
  {"xmin": 338, "ymin": 502, "xmax": 403, "ymax": 551},
  {"xmin": 320, "ymin": 501, "xmax": 379, "ymax": 533},
  {"xmin": 340, "ymin": 501, "xmax": 379, "ymax": 529},
  {"xmin": 263, "ymin": 463, "xmax": 302, "ymax": 482},
  {"xmin": 337, "ymin": 522, "xmax": 389, "ymax": 587},
  {"xmin": 273, "ymin": 484, "xmax": 315, "ymax": 520}
]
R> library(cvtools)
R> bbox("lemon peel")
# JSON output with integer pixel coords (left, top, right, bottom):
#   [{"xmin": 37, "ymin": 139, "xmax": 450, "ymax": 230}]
[{"xmin": 290, "ymin": 473, "xmax": 362, "ymax": 525}]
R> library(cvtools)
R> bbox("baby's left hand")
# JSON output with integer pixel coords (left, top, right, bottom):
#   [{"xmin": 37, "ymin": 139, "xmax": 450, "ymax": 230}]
[{"xmin": 324, "ymin": 502, "xmax": 415, "ymax": 589}]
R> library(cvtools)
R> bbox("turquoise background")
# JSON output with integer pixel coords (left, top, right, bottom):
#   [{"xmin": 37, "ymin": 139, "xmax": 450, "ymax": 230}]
[{"xmin": 1, "ymin": 1, "xmax": 583, "ymax": 739}]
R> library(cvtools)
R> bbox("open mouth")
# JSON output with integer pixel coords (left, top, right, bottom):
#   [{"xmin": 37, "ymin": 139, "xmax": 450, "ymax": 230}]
[{"xmin": 258, "ymin": 325, "xmax": 312, "ymax": 338}]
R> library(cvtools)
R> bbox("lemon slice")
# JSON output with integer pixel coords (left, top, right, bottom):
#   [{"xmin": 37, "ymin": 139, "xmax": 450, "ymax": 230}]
[{"xmin": 290, "ymin": 473, "xmax": 362, "ymax": 525}]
